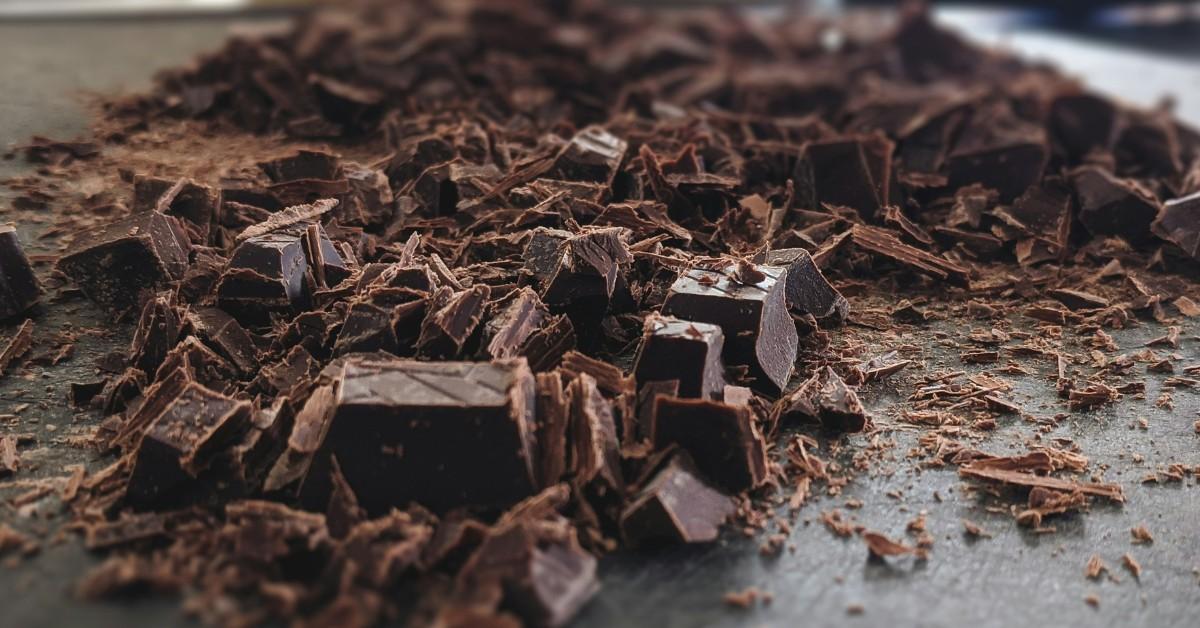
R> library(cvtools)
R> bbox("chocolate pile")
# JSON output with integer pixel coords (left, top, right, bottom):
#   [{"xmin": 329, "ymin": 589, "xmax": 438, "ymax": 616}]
[{"xmin": 8, "ymin": 0, "xmax": 1200, "ymax": 625}]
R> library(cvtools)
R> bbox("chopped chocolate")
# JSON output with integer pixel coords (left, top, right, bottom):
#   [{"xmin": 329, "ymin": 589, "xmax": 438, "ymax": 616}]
[
  {"xmin": 57, "ymin": 212, "xmax": 190, "ymax": 312},
  {"xmin": 0, "ymin": 435, "xmax": 18, "ymax": 477},
  {"xmin": 652, "ymin": 395, "xmax": 767, "ymax": 491},
  {"xmin": 481, "ymin": 288, "xmax": 548, "ymax": 360},
  {"xmin": 632, "ymin": 314, "xmax": 726, "ymax": 400},
  {"xmin": 755, "ymin": 248, "xmax": 848, "ymax": 324},
  {"xmin": 773, "ymin": 366, "xmax": 867, "ymax": 433},
  {"xmin": 185, "ymin": 307, "xmax": 260, "ymax": 378},
  {"xmin": 126, "ymin": 381, "xmax": 252, "ymax": 507},
  {"xmin": 132, "ymin": 176, "xmax": 220, "ymax": 244},
  {"xmin": 802, "ymin": 138, "xmax": 885, "ymax": 220},
  {"xmin": 128, "ymin": 293, "xmax": 182, "ymax": 375},
  {"xmin": 1151, "ymin": 190, "xmax": 1200, "ymax": 259},
  {"xmin": 620, "ymin": 451, "xmax": 734, "ymax": 547},
  {"xmin": 1071, "ymin": 166, "xmax": 1161, "ymax": 244},
  {"xmin": 662, "ymin": 262, "xmax": 797, "ymax": 392},
  {"xmin": 315, "ymin": 358, "xmax": 537, "ymax": 513},
  {"xmin": 849, "ymin": 225, "xmax": 970, "ymax": 285},
  {"xmin": 0, "ymin": 225, "xmax": 42, "ymax": 321},
  {"xmin": 417, "ymin": 285, "xmax": 491, "ymax": 359},
  {"xmin": 550, "ymin": 126, "xmax": 627, "ymax": 187}
]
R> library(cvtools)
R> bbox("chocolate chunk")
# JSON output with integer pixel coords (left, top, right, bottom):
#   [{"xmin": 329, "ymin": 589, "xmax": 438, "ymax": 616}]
[
  {"xmin": 519, "ymin": 314, "xmax": 576, "ymax": 372},
  {"xmin": 535, "ymin": 372, "xmax": 569, "ymax": 488},
  {"xmin": 132, "ymin": 176, "xmax": 220, "ymax": 245},
  {"xmin": 458, "ymin": 520, "xmax": 599, "ymax": 628},
  {"xmin": 541, "ymin": 227, "xmax": 633, "ymax": 306},
  {"xmin": 1071, "ymin": 166, "xmax": 1160, "ymax": 244},
  {"xmin": 1152, "ymin": 191, "xmax": 1200, "ymax": 259},
  {"xmin": 185, "ymin": 308, "xmax": 260, "ymax": 378},
  {"xmin": 662, "ymin": 262, "xmax": 797, "ymax": 392},
  {"xmin": 999, "ymin": 179, "xmax": 1073, "ymax": 264},
  {"xmin": 567, "ymin": 373, "xmax": 624, "ymax": 492},
  {"xmin": 126, "ymin": 380, "xmax": 252, "ymax": 507},
  {"xmin": 316, "ymin": 358, "xmax": 538, "ymax": 513},
  {"xmin": 755, "ymin": 248, "xmax": 848, "ymax": 324},
  {"xmin": 550, "ymin": 126, "xmax": 627, "ymax": 186},
  {"xmin": 631, "ymin": 314, "xmax": 726, "ymax": 399},
  {"xmin": 259, "ymin": 150, "xmax": 342, "ymax": 183},
  {"xmin": 58, "ymin": 212, "xmax": 190, "ymax": 312},
  {"xmin": 945, "ymin": 114, "xmax": 1047, "ymax": 202},
  {"xmin": 652, "ymin": 396, "xmax": 767, "ymax": 491},
  {"xmin": 773, "ymin": 366, "xmax": 866, "ymax": 432},
  {"xmin": 1049, "ymin": 93, "xmax": 1117, "ymax": 161},
  {"xmin": 620, "ymin": 451, "xmax": 734, "ymax": 548},
  {"xmin": 0, "ymin": 225, "xmax": 41, "ymax": 321},
  {"xmin": 802, "ymin": 138, "xmax": 884, "ymax": 219}
]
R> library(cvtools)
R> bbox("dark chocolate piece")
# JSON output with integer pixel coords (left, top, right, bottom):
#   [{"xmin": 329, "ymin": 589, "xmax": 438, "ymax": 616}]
[
  {"xmin": 185, "ymin": 308, "xmax": 260, "ymax": 378},
  {"xmin": 567, "ymin": 373, "xmax": 624, "ymax": 492},
  {"xmin": 772, "ymin": 366, "xmax": 866, "ymax": 433},
  {"xmin": 481, "ymin": 287, "xmax": 549, "ymax": 360},
  {"xmin": 944, "ymin": 114, "xmax": 1048, "ymax": 202},
  {"xmin": 1152, "ymin": 190, "xmax": 1200, "ymax": 259},
  {"xmin": 1071, "ymin": 166, "xmax": 1160, "ymax": 244},
  {"xmin": 998, "ymin": 179, "xmax": 1073, "ymax": 264},
  {"xmin": 417, "ymin": 284, "xmax": 491, "ymax": 359},
  {"xmin": 132, "ymin": 176, "xmax": 220, "ymax": 245},
  {"xmin": 652, "ymin": 395, "xmax": 767, "ymax": 491},
  {"xmin": 126, "ymin": 380, "xmax": 251, "ymax": 506},
  {"xmin": 620, "ymin": 451, "xmax": 734, "ymax": 547},
  {"xmin": 802, "ymin": 138, "xmax": 884, "ymax": 219},
  {"xmin": 662, "ymin": 262, "xmax": 797, "ymax": 392},
  {"xmin": 57, "ymin": 212, "xmax": 190, "ymax": 312},
  {"xmin": 849, "ymin": 224, "xmax": 970, "ymax": 285},
  {"xmin": 535, "ymin": 372, "xmax": 569, "ymax": 488},
  {"xmin": 0, "ymin": 225, "xmax": 42, "ymax": 321},
  {"xmin": 0, "ymin": 319, "xmax": 34, "ymax": 377},
  {"xmin": 1049, "ymin": 93, "xmax": 1117, "ymax": 161},
  {"xmin": 631, "ymin": 314, "xmax": 725, "ymax": 399},
  {"xmin": 755, "ymin": 248, "xmax": 848, "ymax": 324},
  {"xmin": 318, "ymin": 358, "xmax": 538, "ymax": 513}
]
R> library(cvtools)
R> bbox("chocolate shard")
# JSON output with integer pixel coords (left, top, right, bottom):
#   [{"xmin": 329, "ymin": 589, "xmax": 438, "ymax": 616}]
[
  {"xmin": 128, "ymin": 293, "xmax": 182, "ymax": 375},
  {"xmin": 259, "ymin": 150, "xmax": 342, "ymax": 183},
  {"xmin": 417, "ymin": 284, "xmax": 491, "ymax": 359},
  {"xmin": 631, "ymin": 314, "xmax": 726, "ymax": 400},
  {"xmin": 1048, "ymin": 93, "xmax": 1118, "ymax": 161},
  {"xmin": 0, "ymin": 225, "xmax": 42, "ymax": 321},
  {"xmin": 1071, "ymin": 166, "xmax": 1161, "ymax": 244},
  {"xmin": 755, "ymin": 248, "xmax": 848, "ymax": 324},
  {"xmin": 772, "ymin": 366, "xmax": 866, "ymax": 433},
  {"xmin": 316, "ymin": 358, "xmax": 538, "ymax": 513},
  {"xmin": 620, "ymin": 450, "xmax": 734, "ymax": 548},
  {"xmin": 567, "ymin": 373, "xmax": 624, "ymax": 492},
  {"xmin": 849, "ymin": 224, "xmax": 970, "ymax": 285},
  {"xmin": 652, "ymin": 396, "xmax": 768, "ymax": 491},
  {"xmin": 57, "ymin": 212, "xmax": 190, "ymax": 312},
  {"xmin": 661, "ymin": 262, "xmax": 797, "ymax": 393},
  {"xmin": 1048, "ymin": 288, "xmax": 1108, "ymax": 311},
  {"xmin": 550, "ymin": 126, "xmax": 627, "ymax": 187},
  {"xmin": 541, "ymin": 227, "xmax": 633, "ymax": 306},
  {"xmin": 944, "ymin": 113, "xmax": 1048, "ymax": 202},
  {"xmin": 520, "ymin": 314, "xmax": 576, "ymax": 373},
  {"xmin": 481, "ymin": 288, "xmax": 549, "ymax": 360},
  {"xmin": 535, "ymin": 372, "xmax": 569, "ymax": 489},
  {"xmin": 1152, "ymin": 190, "xmax": 1200, "ymax": 259},
  {"xmin": 997, "ymin": 179, "xmax": 1073, "ymax": 264},
  {"xmin": 126, "ymin": 380, "xmax": 252, "ymax": 507}
]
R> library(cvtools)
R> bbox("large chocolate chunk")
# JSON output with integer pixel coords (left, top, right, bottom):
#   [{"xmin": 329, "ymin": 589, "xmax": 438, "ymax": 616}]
[
  {"xmin": 773, "ymin": 366, "xmax": 866, "ymax": 432},
  {"xmin": 184, "ymin": 308, "xmax": 260, "ymax": 378},
  {"xmin": 620, "ymin": 451, "xmax": 734, "ymax": 548},
  {"xmin": 631, "ymin": 314, "xmax": 726, "ymax": 399},
  {"xmin": 1152, "ymin": 190, "xmax": 1200, "ymax": 259},
  {"xmin": 652, "ymin": 396, "xmax": 767, "ymax": 491},
  {"xmin": 1048, "ymin": 93, "xmax": 1117, "ymax": 161},
  {"xmin": 662, "ymin": 262, "xmax": 797, "ymax": 392},
  {"xmin": 944, "ymin": 115, "xmax": 1047, "ymax": 202},
  {"xmin": 58, "ymin": 212, "xmax": 190, "ymax": 312},
  {"xmin": 755, "ymin": 248, "xmax": 848, "ymax": 324},
  {"xmin": 550, "ymin": 126, "xmax": 627, "ymax": 187},
  {"xmin": 132, "ymin": 176, "xmax": 220, "ymax": 245},
  {"xmin": 126, "ymin": 380, "xmax": 252, "ymax": 507},
  {"xmin": 1071, "ymin": 166, "xmax": 1160, "ymax": 244},
  {"xmin": 319, "ymin": 358, "xmax": 538, "ymax": 513},
  {"xmin": 802, "ymin": 138, "xmax": 884, "ymax": 219},
  {"xmin": 128, "ymin": 293, "xmax": 182, "ymax": 375},
  {"xmin": 0, "ymin": 225, "xmax": 41, "ymax": 321}
]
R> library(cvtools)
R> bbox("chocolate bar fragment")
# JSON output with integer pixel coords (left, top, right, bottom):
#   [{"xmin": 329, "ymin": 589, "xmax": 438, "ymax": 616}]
[
  {"xmin": 481, "ymin": 288, "xmax": 549, "ymax": 360},
  {"xmin": 755, "ymin": 248, "xmax": 848, "ymax": 324},
  {"xmin": 550, "ymin": 126, "xmax": 627, "ymax": 187},
  {"xmin": 317, "ymin": 358, "xmax": 538, "ymax": 513},
  {"xmin": 945, "ymin": 115, "xmax": 1048, "ymax": 202},
  {"xmin": 662, "ymin": 262, "xmax": 797, "ymax": 392},
  {"xmin": 652, "ymin": 395, "xmax": 767, "ymax": 491},
  {"xmin": 57, "ymin": 212, "xmax": 190, "ymax": 312},
  {"xmin": 1071, "ymin": 166, "xmax": 1161, "ymax": 244},
  {"xmin": 802, "ymin": 138, "xmax": 884, "ymax": 219},
  {"xmin": 416, "ymin": 284, "xmax": 491, "ymax": 359},
  {"xmin": 0, "ymin": 225, "xmax": 41, "ymax": 321},
  {"xmin": 126, "ymin": 380, "xmax": 252, "ymax": 507},
  {"xmin": 773, "ymin": 366, "xmax": 866, "ymax": 433},
  {"xmin": 1049, "ymin": 93, "xmax": 1118, "ymax": 161},
  {"xmin": 185, "ymin": 308, "xmax": 260, "ymax": 378},
  {"xmin": 1152, "ymin": 190, "xmax": 1200, "ymax": 259},
  {"xmin": 632, "ymin": 314, "xmax": 726, "ymax": 399},
  {"xmin": 620, "ymin": 451, "xmax": 734, "ymax": 548}
]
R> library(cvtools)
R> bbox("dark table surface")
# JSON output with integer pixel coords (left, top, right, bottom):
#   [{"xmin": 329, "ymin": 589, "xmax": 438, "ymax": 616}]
[{"xmin": 1, "ymin": 12, "xmax": 1198, "ymax": 628}]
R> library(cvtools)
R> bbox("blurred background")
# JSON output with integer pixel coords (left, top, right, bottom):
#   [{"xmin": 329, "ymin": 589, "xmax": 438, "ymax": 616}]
[{"xmin": 2, "ymin": 0, "xmax": 1195, "ymax": 122}]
